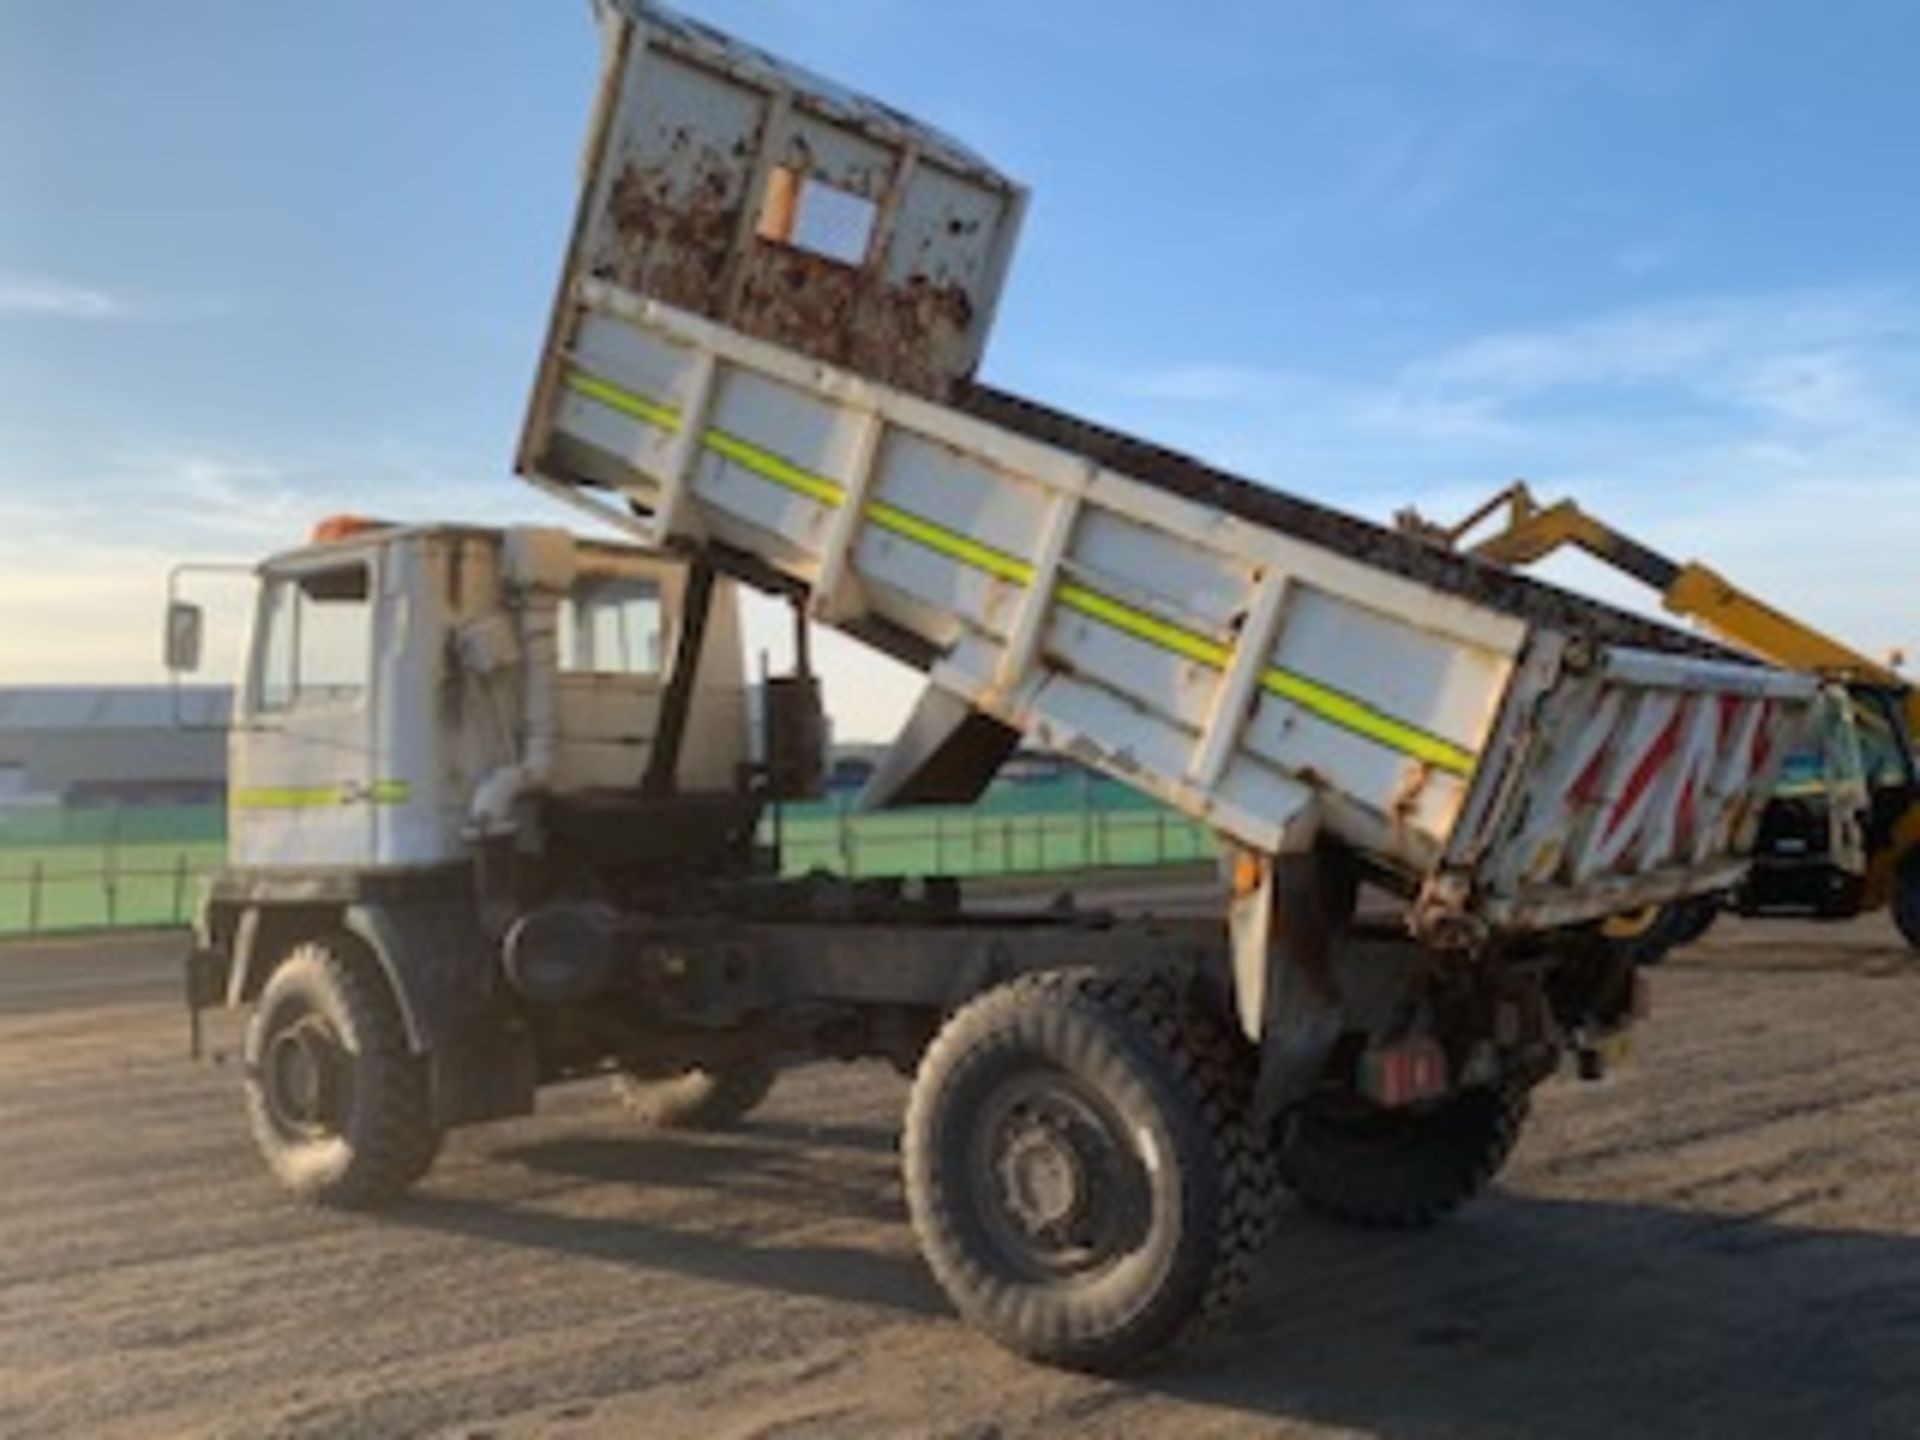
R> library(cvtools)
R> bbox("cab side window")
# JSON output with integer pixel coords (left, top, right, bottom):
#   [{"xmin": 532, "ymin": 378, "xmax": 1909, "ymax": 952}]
[
  {"xmin": 559, "ymin": 577, "xmax": 662, "ymax": 676},
  {"xmin": 1856, "ymin": 696, "xmax": 1914, "ymax": 789},
  {"xmin": 256, "ymin": 563, "xmax": 372, "ymax": 712}
]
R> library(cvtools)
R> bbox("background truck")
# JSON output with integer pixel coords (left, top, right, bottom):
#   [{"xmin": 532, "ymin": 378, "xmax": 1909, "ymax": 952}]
[
  {"xmin": 172, "ymin": 1, "xmax": 1815, "ymax": 1371},
  {"xmin": 1401, "ymin": 482, "xmax": 1920, "ymax": 955}
]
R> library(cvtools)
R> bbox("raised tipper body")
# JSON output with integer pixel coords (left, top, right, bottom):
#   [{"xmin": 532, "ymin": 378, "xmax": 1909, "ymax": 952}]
[{"xmin": 521, "ymin": 0, "xmax": 1814, "ymax": 948}]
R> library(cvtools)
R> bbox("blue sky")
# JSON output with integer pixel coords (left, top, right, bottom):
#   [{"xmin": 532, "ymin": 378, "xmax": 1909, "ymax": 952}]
[{"xmin": 3, "ymin": 0, "xmax": 1916, "ymax": 737}]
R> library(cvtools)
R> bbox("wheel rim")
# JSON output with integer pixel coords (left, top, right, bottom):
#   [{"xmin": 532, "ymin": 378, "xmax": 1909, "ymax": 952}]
[
  {"xmin": 262, "ymin": 1010, "xmax": 350, "ymax": 1140},
  {"xmin": 966, "ymin": 1069, "xmax": 1151, "ymax": 1281},
  {"xmin": 1601, "ymin": 905, "xmax": 1662, "ymax": 941}
]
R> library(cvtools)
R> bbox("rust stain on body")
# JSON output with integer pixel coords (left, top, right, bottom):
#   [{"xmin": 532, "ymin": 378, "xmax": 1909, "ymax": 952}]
[
  {"xmin": 593, "ymin": 148, "xmax": 987, "ymax": 401},
  {"xmin": 598, "ymin": 152, "xmax": 744, "ymax": 316}
]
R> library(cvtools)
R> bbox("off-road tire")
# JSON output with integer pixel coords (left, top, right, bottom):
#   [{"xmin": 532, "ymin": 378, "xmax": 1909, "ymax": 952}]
[
  {"xmin": 613, "ymin": 1059, "xmax": 779, "ymax": 1131},
  {"xmin": 903, "ymin": 968, "xmax": 1274, "ymax": 1373},
  {"xmin": 1277, "ymin": 1080, "xmax": 1529, "ymax": 1230},
  {"xmin": 243, "ymin": 938, "xmax": 440, "ymax": 1207},
  {"xmin": 1663, "ymin": 895, "xmax": 1722, "ymax": 951},
  {"xmin": 1893, "ymin": 853, "xmax": 1920, "ymax": 953},
  {"xmin": 1600, "ymin": 904, "xmax": 1680, "ymax": 967}
]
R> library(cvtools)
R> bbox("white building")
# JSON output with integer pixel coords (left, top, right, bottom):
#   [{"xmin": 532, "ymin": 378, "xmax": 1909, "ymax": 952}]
[{"xmin": 0, "ymin": 687, "xmax": 229, "ymax": 808}]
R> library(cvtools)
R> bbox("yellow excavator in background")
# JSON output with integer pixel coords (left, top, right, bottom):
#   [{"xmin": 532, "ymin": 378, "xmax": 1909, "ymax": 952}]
[{"xmin": 1401, "ymin": 483, "xmax": 1920, "ymax": 957}]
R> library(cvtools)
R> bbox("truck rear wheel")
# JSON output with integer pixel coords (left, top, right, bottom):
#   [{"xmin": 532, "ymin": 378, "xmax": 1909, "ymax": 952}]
[
  {"xmin": 1894, "ymin": 853, "xmax": 1920, "ymax": 953},
  {"xmin": 243, "ymin": 939, "xmax": 441, "ymax": 1208},
  {"xmin": 1663, "ymin": 895, "xmax": 1721, "ymax": 950},
  {"xmin": 1599, "ymin": 904, "xmax": 1678, "ymax": 966},
  {"xmin": 903, "ymin": 969, "xmax": 1273, "ymax": 1372},
  {"xmin": 1276, "ymin": 1081, "xmax": 1529, "ymax": 1229},
  {"xmin": 613, "ymin": 1059, "xmax": 778, "ymax": 1131}
]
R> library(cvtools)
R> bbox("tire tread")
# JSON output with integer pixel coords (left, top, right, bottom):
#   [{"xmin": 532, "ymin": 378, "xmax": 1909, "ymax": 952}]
[
  {"xmin": 904, "ymin": 967, "xmax": 1273, "ymax": 1370},
  {"xmin": 244, "ymin": 938, "xmax": 439, "ymax": 1208}
]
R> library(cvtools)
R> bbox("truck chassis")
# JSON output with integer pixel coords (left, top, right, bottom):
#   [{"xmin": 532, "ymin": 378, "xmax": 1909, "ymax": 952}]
[{"xmin": 190, "ymin": 814, "xmax": 1625, "ymax": 1370}]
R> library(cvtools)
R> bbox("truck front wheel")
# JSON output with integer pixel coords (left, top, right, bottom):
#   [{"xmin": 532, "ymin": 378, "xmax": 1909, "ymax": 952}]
[
  {"xmin": 613, "ymin": 1059, "xmax": 778, "ymax": 1131},
  {"xmin": 243, "ymin": 939, "xmax": 441, "ymax": 1207},
  {"xmin": 1276, "ymin": 1081, "xmax": 1529, "ymax": 1229},
  {"xmin": 903, "ymin": 970, "xmax": 1272, "ymax": 1372}
]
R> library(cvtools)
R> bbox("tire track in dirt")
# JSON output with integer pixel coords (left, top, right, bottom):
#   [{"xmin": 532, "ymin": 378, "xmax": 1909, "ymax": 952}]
[{"xmin": 3, "ymin": 926, "xmax": 1918, "ymax": 1438}]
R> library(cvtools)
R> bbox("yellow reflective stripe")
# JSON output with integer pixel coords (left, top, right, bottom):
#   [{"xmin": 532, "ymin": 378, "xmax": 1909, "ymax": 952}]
[
  {"xmin": 1056, "ymin": 583, "xmax": 1231, "ymax": 668},
  {"xmin": 232, "ymin": 787, "xmax": 337, "ymax": 811},
  {"xmin": 563, "ymin": 365, "xmax": 1476, "ymax": 776},
  {"xmin": 701, "ymin": 423, "xmax": 1036, "ymax": 584},
  {"xmin": 1059, "ymin": 582, "xmax": 1472, "ymax": 776},
  {"xmin": 704, "ymin": 428, "xmax": 845, "ymax": 506},
  {"xmin": 563, "ymin": 371, "xmax": 683, "ymax": 434},
  {"xmin": 1259, "ymin": 669, "xmax": 1475, "ymax": 776},
  {"xmin": 233, "ymin": 781, "xmax": 413, "ymax": 810},
  {"xmin": 866, "ymin": 501, "xmax": 1034, "ymax": 584}
]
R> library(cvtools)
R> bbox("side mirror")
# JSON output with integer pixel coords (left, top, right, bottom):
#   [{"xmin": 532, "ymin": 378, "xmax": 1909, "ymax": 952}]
[{"xmin": 164, "ymin": 600, "xmax": 205, "ymax": 673}]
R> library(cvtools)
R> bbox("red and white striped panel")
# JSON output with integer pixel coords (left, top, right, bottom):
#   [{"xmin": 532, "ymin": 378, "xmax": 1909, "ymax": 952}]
[{"xmin": 1504, "ymin": 682, "xmax": 1780, "ymax": 891}]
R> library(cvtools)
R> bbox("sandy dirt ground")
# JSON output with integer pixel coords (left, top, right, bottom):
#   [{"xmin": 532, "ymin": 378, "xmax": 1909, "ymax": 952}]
[{"xmin": 3, "ymin": 903, "xmax": 1918, "ymax": 1439}]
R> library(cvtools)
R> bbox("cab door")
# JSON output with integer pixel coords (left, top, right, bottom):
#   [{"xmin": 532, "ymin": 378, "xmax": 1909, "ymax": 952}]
[
  {"xmin": 1820, "ymin": 685, "xmax": 1871, "ymax": 879},
  {"xmin": 229, "ymin": 549, "xmax": 382, "ymax": 870},
  {"xmin": 1851, "ymin": 685, "xmax": 1918, "ymax": 856}
]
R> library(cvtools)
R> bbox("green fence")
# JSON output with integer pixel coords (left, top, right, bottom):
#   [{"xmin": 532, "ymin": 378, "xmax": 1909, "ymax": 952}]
[
  {"xmin": 772, "ymin": 797, "xmax": 1215, "ymax": 877},
  {"xmin": 0, "ymin": 778, "xmax": 1215, "ymax": 938}
]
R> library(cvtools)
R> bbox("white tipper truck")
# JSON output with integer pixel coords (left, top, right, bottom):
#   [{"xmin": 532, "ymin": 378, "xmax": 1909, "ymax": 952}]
[{"xmin": 174, "ymin": 1, "xmax": 1816, "ymax": 1371}]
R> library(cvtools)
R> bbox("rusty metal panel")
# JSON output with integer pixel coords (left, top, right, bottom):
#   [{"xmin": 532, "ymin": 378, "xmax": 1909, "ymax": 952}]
[{"xmin": 570, "ymin": 1, "xmax": 1027, "ymax": 402}]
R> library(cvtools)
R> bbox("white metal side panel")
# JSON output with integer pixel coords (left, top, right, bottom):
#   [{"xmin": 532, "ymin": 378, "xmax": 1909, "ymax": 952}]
[{"xmin": 529, "ymin": 285, "xmax": 1533, "ymax": 875}]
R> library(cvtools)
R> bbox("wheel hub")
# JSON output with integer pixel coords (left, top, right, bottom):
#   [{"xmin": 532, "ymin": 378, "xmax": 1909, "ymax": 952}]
[
  {"xmin": 996, "ymin": 1115, "xmax": 1089, "ymax": 1236},
  {"xmin": 265, "ymin": 1017, "xmax": 345, "ymax": 1136},
  {"xmin": 973, "ymin": 1075, "xmax": 1149, "ymax": 1275}
]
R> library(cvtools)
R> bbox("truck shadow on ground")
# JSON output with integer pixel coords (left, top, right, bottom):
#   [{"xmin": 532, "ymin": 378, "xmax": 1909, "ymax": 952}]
[
  {"xmin": 399, "ymin": 1120, "xmax": 944, "ymax": 1318},
  {"xmin": 400, "ymin": 1122, "xmax": 1920, "ymax": 1439},
  {"xmin": 1180, "ymin": 1194, "xmax": 1920, "ymax": 1439}
]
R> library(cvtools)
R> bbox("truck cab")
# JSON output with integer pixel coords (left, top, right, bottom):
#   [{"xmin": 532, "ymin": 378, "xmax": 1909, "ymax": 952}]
[
  {"xmin": 172, "ymin": 520, "xmax": 801, "ymax": 1176},
  {"xmin": 217, "ymin": 519, "xmax": 752, "ymax": 875}
]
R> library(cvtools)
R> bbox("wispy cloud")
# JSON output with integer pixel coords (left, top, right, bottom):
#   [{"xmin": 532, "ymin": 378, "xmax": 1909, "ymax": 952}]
[
  {"xmin": 1100, "ymin": 289, "xmax": 1920, "ymax": 461},
  {"xmin": 1338, "ymin": 103, "xmax": 1510, "ymax": 227},
  {"xmin": 1611, "ymin": 241, "xmax": 1675, "ymax": 279},
  {"xmin": 1064, "ymin": 286, "xmax": 1920, "ymax": 664},
  {"xmin": 1386, "ymin": 0, "xmax": 1714, "ymax": 94},
  {"xmin": 0, "ymin": 278, "xmax": 124, "ymax": 319},
  {"xmin": 0, "ymin": 274, "xmax": 231, "ymax": 322},
  {"xmin": 1415, "ymin": 291, "xmax": 1920, "ymax": 406},
  {"xmin": 0, "ymin": 433, "xmax": 541, "ymax": 685}
]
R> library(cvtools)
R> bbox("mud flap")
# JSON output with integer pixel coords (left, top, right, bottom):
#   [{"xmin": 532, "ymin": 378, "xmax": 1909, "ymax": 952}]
[
  {"xmin": 343, "ymin": 901, "xmax": 536, "ymax": 1127},
  {"xmin": 1227, "ymin": 828, "xmax": 1358, "ymax": 1124}
]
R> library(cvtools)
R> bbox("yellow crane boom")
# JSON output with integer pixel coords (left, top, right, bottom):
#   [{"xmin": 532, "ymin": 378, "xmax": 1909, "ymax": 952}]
[
  {"xmin": 1400, "ymin": 482, "xmax": 1920, "ymax": 930},
  {"xmin": 1404, "ymin": 484, "xmax": 1914, "ymax": 729}
]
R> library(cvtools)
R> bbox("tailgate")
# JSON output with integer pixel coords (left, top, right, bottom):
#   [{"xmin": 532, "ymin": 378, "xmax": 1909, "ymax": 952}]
[{"xmin": 1443, "ymin": 644, "xmax": 1817, "ymax": 931}]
